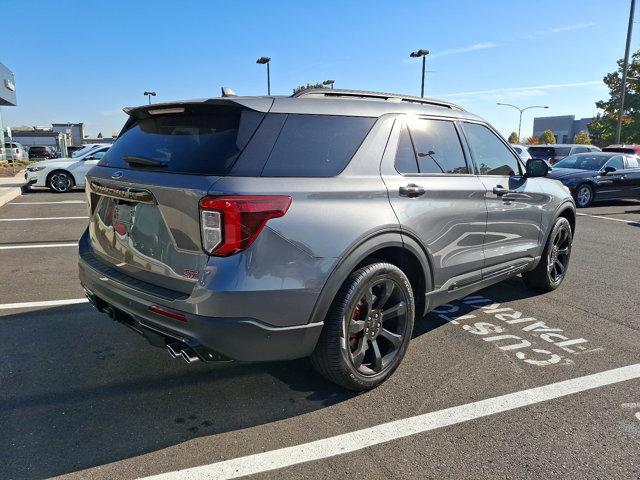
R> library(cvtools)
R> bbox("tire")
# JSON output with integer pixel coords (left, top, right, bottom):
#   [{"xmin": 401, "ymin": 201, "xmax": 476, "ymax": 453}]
[
  {"xmin": 574, "ymin": 183, "xmax": 593, "ymax": 208},
  {"xmin": 311, "ymin": 262, "xmax": 415, "ymax": 391},
  {"xmin": 522, "ymin": 217, "xmax": 573, "ymax": 292},
  {"xmin": 47, "ymin": 170, "xmax": 75, "ymax": 193}
]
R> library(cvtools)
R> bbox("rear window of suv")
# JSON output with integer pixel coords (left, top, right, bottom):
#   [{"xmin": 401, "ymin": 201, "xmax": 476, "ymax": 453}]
[
  {"xmin": 100, "ymin": 106, "xmax": 375, "ymax": 177},
  {"xmin": 99, "ymin": 105, "xmax": 265, "ymax": 175}
]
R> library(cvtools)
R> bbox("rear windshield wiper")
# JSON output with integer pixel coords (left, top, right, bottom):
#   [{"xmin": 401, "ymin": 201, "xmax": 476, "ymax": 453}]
[{"xmin": 123, "ymin": 155, "xmax": 168, "ymax": 168}]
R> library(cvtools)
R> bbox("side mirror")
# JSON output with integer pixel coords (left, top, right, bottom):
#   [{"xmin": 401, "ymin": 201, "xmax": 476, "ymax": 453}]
[
  {"xmin": 525, "ymin": 158, "xmax": 549, "ymax": 178},
  {"xmin": 602, "ymin": 166, "xmax": 616, "ymax": 175},
  {"xmin": 84, "ymin": 155, "xmax": 94, "ymax": 161}
]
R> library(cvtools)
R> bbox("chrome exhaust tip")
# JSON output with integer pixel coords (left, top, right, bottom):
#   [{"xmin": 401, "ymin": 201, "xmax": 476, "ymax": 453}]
[
  {"xmin": 166, "ymin": 343, "xmax": 183, "ymax": 359},
  {"xmin": 181, "ymin": 348, "xmax": 201, "ymax": 364}
]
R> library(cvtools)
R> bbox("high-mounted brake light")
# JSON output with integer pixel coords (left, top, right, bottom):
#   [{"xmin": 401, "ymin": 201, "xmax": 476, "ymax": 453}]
[{"xmin": 199, "ymin": 195, "xmax": 292, "ymax": 256}]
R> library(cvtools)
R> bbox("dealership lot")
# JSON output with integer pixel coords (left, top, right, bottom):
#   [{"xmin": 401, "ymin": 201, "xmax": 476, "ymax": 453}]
[{"xmin": 2, "ymin": 190, "xmax": 640, "ymax": 480}]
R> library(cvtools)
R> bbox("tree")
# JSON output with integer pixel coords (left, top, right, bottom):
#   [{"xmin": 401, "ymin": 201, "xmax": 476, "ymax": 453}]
[
  {"xmin": 508, "ymin": 132, "xmax": 519, "ymax": 143},
  {"xmin": 573, "ymin": 130, "xmax": 592, "ymax": 144},
  {"xmin": 589, "ymin": 49, "xmax": 640, "ymax": 146},
  {"xmin": 524, "ymin": 136, "xmax": 540, "ymax": 145},
  {"xmin": 539, "ymin": 130, "xmax": 556, "ymax": 144},
  {"xmin": 293, "ymin": 83, "xmax": 326, "ymax": 94},
  {"xmin": 97, "ymin": 132, "xmax": 103, "ymax": 138}
]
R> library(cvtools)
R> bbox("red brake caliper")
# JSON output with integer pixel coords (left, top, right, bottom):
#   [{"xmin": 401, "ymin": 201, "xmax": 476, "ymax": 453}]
[{"xmin": 350, "ymin": 304, "xmax": 363, "ymax": 345}]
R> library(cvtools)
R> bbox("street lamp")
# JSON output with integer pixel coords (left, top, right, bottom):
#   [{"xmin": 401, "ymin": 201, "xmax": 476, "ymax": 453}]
[
  {"xmin": 323, "ymin": 79, "xmax": 335, "ymax": 89},
  {"xmin": 256, "ymin": 57, "xmax": 271, "ymax": 95},
  {"xmin": 616, "ymin": 0, "xmax": 635, "ymax": 144},
  {"xmin": 496, "ymin": 103, "xmax": 549, "ymax": 141},
  {"xmin": 144, "ymin": 91, "xmax": 156, "ymax": 104},
  {"xmin": 409, "ymin": 49, "xmax": 429, "ymax": 97}
]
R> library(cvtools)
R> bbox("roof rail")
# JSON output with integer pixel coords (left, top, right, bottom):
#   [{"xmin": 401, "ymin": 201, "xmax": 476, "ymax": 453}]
[{"xmin": 291, "ymin": 88, "xmax": 464, "ymax": 111}]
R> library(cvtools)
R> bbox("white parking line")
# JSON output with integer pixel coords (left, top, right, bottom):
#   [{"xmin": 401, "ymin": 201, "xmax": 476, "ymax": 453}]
[
  {"xmin": 0, "ymin": 216, "xmax": 88, "ymax": 221},
  {"xmin": 577, "ymin": 212, "xmax": 640, "ymax": 226},
  {"xmin": 0, "ymin": 243, "xmax": 78, "ymax": 250},
  {"xmin": 8, "ymin": 200, "xmax": 86, "ymax": 205},
  {"xmin": 140, "ymin": 363, "xmax": 640, "ymax": 480},
  {"xmin": 0, "ymin": 298, "xmax": 89, "ymax": 310}
]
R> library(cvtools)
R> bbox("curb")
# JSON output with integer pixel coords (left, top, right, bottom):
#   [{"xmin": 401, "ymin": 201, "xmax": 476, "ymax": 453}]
[
  {"xmin": 0, "ymin": 169, "xmax": 27, "ymax": 208},
  {"xmin": 0, "ymin": 185, "xmax": 24, "ymax": 208}
]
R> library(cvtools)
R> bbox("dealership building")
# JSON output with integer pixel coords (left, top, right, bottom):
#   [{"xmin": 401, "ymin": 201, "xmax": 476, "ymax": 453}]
[
  {"xmin": 0, "ymin": 62, "xmax": 17, "ymax": 162},
  {"xmin": 532, "ymin": 115, "xmax": 595, "ymax": 144}
]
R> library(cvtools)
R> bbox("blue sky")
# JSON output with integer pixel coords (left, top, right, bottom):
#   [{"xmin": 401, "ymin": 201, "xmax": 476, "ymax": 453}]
[{"xmin": 2, "ymin": 0, "xmax": 635, "ymax": 139}]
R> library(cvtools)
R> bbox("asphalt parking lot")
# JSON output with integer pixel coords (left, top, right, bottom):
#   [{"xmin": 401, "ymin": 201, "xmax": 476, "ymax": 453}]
[{"xmin": 2, "ymin": 190, "xmax": 640, "ymax": 480}]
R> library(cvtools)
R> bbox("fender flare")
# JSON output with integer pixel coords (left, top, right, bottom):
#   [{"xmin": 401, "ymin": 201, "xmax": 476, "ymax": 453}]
[{"xmin": 307, "ymin": 230, "xmax": 433, "ymax": 326}]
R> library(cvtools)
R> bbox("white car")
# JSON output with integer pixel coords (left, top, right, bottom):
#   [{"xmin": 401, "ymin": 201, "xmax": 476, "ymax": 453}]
[
  {"xmin": 25, "ymin": 145, "xmax": 110, "ymax": 193},
  {"xmin": 4, "ymin": 141, "xmax": 29, "ymax": 162},
  {"xmin": 510, "ymin": 144, "xmax": 532, "ymax": 161},
  {"xmin": 71, "ymin": 143, "xmax": 111, "ymax": 158}
]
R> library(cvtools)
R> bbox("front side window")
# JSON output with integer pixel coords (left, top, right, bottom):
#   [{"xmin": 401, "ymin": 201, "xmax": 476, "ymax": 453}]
[
  {"xmin": 463, "ymin": 123, "xmax": 521, "ymax": 176},
  {"xmin": 604, "ymin": 155, "xmax": 624, "ymax": 170}
]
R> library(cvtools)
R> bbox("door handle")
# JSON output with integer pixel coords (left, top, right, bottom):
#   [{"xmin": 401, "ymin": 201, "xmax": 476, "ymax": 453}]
[
  {"xmin": 399, "ymin": 184, "xmax": 426, "ymax": 198},
  {"xmin": 492, "ymin": 185, "xmax": 515, "ymax": 197}
]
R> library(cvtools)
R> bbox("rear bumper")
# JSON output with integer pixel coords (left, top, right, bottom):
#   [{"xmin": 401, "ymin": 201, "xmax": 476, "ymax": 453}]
[{"xmin": 78, "ymin": 246, "xmax": 323, "ymax": 363}]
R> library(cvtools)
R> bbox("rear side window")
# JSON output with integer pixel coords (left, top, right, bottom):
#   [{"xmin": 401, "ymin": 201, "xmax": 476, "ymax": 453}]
[
  {"xmin": 99, "ymin": 105, "xmax": 265, "ymax": 175},
  {"xmin": 260, "ymin": 114, "xmax": 375, "ymax": 177},
  {"xmin": 625, "ymin": 156, "xmax": 639, "ymax": 168},
  {"xmin": 463, "ymin": 123, "xmax": 521, "ymax": 176},
  {"xmin": 394, "ymin": 119, "xmax": 469, "ymax": 174}
]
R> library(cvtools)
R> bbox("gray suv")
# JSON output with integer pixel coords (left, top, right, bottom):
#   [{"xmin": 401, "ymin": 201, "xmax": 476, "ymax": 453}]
[{"xmin": 79, "ymin": 89, "xmax": 576, "ymax": 390}]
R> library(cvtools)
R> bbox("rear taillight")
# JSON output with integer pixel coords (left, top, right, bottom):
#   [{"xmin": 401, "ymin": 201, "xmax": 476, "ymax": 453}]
[
  {"xmin": 15, "ymin": 149, "xmax": 19, "ymax": 154},
  {"xmin": 199, "ymin": 195, "xmax": 292, "ymax": 256}
]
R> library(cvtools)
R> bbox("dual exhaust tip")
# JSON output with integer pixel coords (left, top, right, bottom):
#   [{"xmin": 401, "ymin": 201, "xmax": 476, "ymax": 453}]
[{"xmin": 167, "ymin": 342, "xmax": 201, "ymax": 364}]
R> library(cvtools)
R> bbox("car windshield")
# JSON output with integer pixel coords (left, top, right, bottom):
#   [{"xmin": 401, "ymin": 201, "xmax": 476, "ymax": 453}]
[{"xmin": 553, "ymin": 154, "xmax": 612, "ymax": 170}]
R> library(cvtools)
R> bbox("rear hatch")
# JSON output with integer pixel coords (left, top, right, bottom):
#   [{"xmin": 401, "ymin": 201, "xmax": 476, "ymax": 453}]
[{"xmin": 84, "ymin": 99, "xmax": 271, "ymax": 294}]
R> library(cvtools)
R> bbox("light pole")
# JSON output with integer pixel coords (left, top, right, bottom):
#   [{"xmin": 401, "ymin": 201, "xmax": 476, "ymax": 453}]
[
  {"xmin": 256, "ymin": 57, "xmax": 271, "ymax": 95},
  {"xmin": 616, "ymin": 0, "xmax": 636, "ymax": 144},
  {"xmin": 497, "ymin": 103, "xmax": 549, "ymax": 141},
  {"xmin": 144, "ymin": 91, "xmax": 156, "ymax": 104},
  {"xmin": 323, "ymin": 79, "xmax": 335, "ymax": 89},
  {"xmin": 409, "ymin": 49, "xmax": 429, "ymax": 97}
]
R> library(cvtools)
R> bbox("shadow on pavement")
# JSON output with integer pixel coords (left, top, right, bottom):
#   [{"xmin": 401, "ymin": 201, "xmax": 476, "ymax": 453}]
[
  {"xmin": 1, "ymin": 304, "xmax": 354, "ymax": 479},
  {"xmin": 2, "ymin": 277, "xmax": 542, "ymax": 479}
]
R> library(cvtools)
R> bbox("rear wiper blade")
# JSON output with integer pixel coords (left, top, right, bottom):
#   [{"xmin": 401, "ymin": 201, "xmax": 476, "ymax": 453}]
[{"xmin": 123, "ymin": 155, "xmax": 168, "ymax": 168}]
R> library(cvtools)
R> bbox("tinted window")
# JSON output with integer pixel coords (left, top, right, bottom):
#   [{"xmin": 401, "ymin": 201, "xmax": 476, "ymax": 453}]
[
  {"xmin": 625, "ymin": 156, "xmax": 639, "ymax": 168},
  {"xmin": 573, "ymin": 147, "xmax": 589, "ymax": 154},
  {"xmin": 407, "ymin": 119, "xmax": 468, "ymax": 174},
  {"xmin": 394, "ymin": 125, "xmax": 419, "ymax": 174},
  {"xmin": 463, "ymin": 123, "xmax": 520, "ymax": 175},
  {"xmin": 261, "ymin": 115, "xmax": 375, "ymax": 177},
  {"xmin": 554, "ymin": 154, "xmax": 611, "ymax": 170},
  {"xmin": 605, "ymin": 155, "xmax": 624, "ymax": 170},
  {"xmin": 99, "ymin": 105, "xmax": 265, "ymax": 175}
]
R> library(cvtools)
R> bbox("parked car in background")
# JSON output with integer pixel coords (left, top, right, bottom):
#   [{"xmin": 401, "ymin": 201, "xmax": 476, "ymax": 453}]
[
  {"xmin": 549, "ymin": 152, "xmax": 640, "ymax": 207},
  {"xmin": 4, "ymin": 141, "xmax": 29, "ymax": 162},
  {"xmin": 71, "ymin": 143, "xmax": 110, "ymax": 157},
  {"xmin": 511, "ymin": 144, "xmax": 532, "ymax": 161},
  {"xmin": 28, "ymin": 145, "xmax": 57, "ymax": 160},
  {"xmin": 66, "ymin": 146, "xmax": 84, "ymax": 156},
  {"xmin": 602, "ymin": 144, "xmax": 640, "ymax": 155},
  {"xmin": 25, "ymin": 145, "xmax": 110, "ymax": 192},
  {"xmin": 78, "ymin": 89, "xmax": 575, "ymax": 391},
  {"xmin": 529, "ymin": 144, "xmax": 601, "ymax": 165}
]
